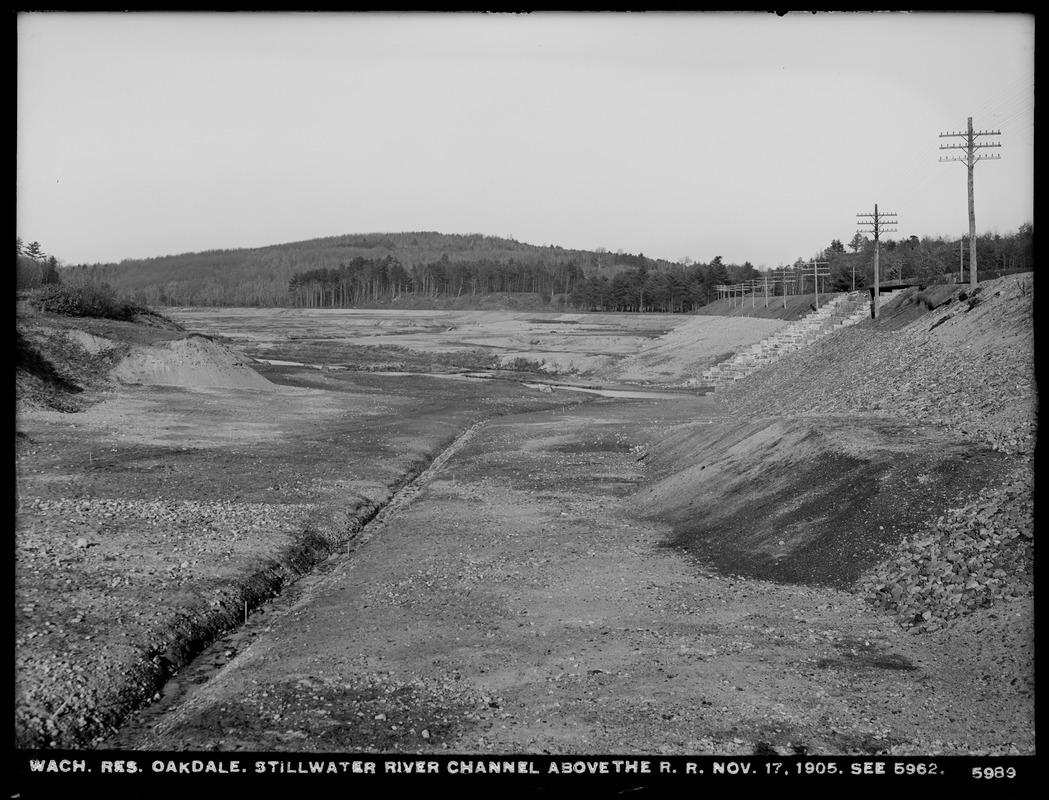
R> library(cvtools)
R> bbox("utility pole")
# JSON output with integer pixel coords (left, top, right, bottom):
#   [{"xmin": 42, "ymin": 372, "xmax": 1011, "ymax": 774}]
[
  {"xmin": 806, "ymin": 260, "xmax": 829, "ymax": 309},
  {"xmin": 856, "ymin": 204, "xmax": 898, "ymax": 319},
  {"xmin": 939, "ymin": 117, "xmax": 1001, "ymax": 288},
  {"xmin": 779, "ymin": 271, "xmax": 794, "ymax": 309}
]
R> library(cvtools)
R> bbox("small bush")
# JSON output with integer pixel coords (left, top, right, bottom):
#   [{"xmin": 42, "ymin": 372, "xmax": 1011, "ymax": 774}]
[
  {"xmin": 504, "ymin": 357, "xmax": 548, "ymax": 372},
  {"xmin": 31, "ymin": 282, "xmax": 146, "ymax": 321},
  {"xmin": 910, "ymin": 290, "xmax": 936, "ymax": 311}
]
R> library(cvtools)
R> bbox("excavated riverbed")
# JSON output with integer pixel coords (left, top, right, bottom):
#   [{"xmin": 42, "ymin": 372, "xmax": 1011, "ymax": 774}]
[
  {"xmin": 15, "ymin": 280, "xmax": 1035, "ymax": 768},
  {"xmin": 102, "ymin": 394, "xmax": 1032, "ymax": 757}
]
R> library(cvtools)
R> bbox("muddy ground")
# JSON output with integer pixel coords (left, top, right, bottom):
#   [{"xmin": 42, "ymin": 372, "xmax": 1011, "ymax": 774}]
[{"xmin": 13, "ymin": 289, "xmax": 1036, "ymax": 790}]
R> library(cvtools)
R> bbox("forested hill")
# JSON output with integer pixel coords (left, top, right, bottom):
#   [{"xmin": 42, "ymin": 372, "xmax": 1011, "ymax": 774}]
[
  {"xmin": 57, "ymin": 232, "xmax": 642, "ymax": 307},
  {"xmin": 55, "ymin": 226, "xmax": 1032, "ymax": 312},
  {"xmin": 58, "ymin": 231, "xmax": 754, "ymax": 311}
]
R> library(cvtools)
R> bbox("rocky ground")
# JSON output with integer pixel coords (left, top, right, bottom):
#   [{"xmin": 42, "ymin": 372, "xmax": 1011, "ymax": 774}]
[
  {"xmin": 13, "ymin": 275, "xmax": 1036, "ymax": 768},
  {"xmin": 714, "ymin": 277, "xmax": 1036, "ymax": 631}
]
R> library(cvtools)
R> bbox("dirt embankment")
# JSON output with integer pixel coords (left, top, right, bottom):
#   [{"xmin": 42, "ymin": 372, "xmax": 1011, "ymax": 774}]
[
  {"xmin": 634, "ymin": 416, "xmax": 1014, "ymax": 589},
  {"xmin": 635, "ymin": 274, "xmax": 1034, "ymax": 642},
  {"xmin": 16, "ymin": 311, "xmax": 273, "ymax": 412},
  {"xmin": 715, "ymin": 279, "xmax": 1036, "ymax": 455},
  {"xmin": 594, "ymin": 315, "xmax": 786, "ymax": 385}
]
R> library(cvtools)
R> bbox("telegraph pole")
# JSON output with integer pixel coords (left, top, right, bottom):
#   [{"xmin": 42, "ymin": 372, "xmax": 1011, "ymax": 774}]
[
  {"xmin": 939, "ymin": 117, "xmax": 1001, "ymax": 288},
  {"xmin": 779, "ymin": 270, "xmax": 795, "ymax": 309},
  {"xmin": 805, "ymin": 260, "xmax": 829, "ymax": 309},
  {"xmin": 746, "ymin": 279, "xmax": 759, "ymax": 308},
  {"xmin": 856, "ymin": 204, "xmax": 898, "ymax": 319}
]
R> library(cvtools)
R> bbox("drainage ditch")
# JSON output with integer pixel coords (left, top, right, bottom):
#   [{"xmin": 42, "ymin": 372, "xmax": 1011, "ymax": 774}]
[{"xmin": 100, "ymin": 420, "xmax": 489, "ymax": 749}]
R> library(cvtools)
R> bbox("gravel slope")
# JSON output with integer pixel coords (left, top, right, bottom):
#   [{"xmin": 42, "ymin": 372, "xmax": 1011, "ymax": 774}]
[
  {"xmin": 716, "ymin": 277, "xmax": 1036, "ymax": 456},
  {"xmin": 712, "ymin": 275, "xmax": 1035, "ymax": 745}
]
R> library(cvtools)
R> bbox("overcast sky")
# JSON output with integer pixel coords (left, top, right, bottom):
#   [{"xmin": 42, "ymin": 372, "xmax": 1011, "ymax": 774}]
[{"xmin": 17, "ymin": 11, "xmax": 1034, "ymax": 269}]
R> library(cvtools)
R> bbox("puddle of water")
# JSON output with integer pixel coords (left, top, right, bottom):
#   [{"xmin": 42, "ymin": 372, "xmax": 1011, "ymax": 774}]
[
  {"xmin": 253, "ymin": 361, "xmax": 493, "ymax": 381},
  {"xmin": 521, "ymin": 382, "xmax": 697, "ymax": 400},
  {"xmin": 253, "ymin": 358, "xmax": 349, "ymax": 371}
]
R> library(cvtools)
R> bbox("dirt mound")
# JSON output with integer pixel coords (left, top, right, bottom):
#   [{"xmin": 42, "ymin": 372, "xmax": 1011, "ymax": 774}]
[
  {"xmin": 111, "ymin": 334, "xmax": 275, "ymax": 390},
  {"xmin": 15, "ymin": 309, "xmax": 261, "ymax": 408}
]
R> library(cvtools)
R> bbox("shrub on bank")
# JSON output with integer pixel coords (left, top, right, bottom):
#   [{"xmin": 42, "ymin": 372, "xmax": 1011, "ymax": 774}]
[{"xmin": 30, "ymin": 282, "xmax": 147, "ymax": 321}]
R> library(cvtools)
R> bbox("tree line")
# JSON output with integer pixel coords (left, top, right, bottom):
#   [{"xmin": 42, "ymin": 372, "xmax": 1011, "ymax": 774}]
[
  {"xmin": 23, "ymin": 225, "xmax": 1033, "ymax": 311},
  {"xmin": 817, "ymin": 225, "xmax": 1033, "ymax": 292},
  {"xmin": 288, "ymin": 254, "xmax": 585, "ymax": 307},
  {"xmin": 285, "ymin": 252, "xmax": 771, "ymax": 312}
]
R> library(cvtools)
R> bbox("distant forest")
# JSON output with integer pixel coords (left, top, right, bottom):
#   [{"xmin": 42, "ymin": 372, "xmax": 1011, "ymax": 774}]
[{"xmin": 36, "ymin": 226, "xmax": 1033, "ymax": 312}]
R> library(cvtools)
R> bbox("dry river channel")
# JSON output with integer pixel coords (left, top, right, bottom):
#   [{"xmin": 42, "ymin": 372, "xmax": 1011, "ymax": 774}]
[{"xmin": 98, "ymin": 386, "xmax": 1028, "ymax": 773}]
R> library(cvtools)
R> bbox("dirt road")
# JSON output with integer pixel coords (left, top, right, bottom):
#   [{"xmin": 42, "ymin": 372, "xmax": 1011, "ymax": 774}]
[{"xmin": 111, "ymin": 394, "xmax": 1033, "ymax": 756}]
